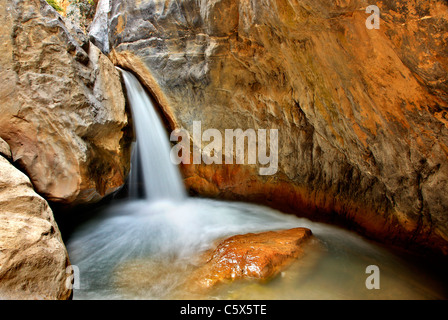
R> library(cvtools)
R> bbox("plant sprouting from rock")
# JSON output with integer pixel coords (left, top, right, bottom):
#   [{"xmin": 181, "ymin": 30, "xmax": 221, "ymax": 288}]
[{"xmin": 46, "ymin": 0, "xmax": 63, "ymax": 12}]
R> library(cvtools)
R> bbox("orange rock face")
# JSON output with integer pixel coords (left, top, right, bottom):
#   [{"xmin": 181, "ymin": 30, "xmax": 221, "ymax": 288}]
[
  {"xmin": 190, "ymin": 228, "xmax": 313, "ymax": 290},
  {"xmin": 99, "ymin": 0, "xmax": 448, "ymax": 255}
]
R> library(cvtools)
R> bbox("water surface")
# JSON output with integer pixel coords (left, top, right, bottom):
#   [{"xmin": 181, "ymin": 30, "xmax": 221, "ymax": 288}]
[{"xmin": 66, "ymin": 198, "xmax": 447, "ymax": 300}]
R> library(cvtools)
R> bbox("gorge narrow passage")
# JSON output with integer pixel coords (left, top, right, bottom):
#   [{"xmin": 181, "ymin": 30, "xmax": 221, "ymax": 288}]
[{"xmin": 64, "ymin": 70, "xmax": 447, "ymax": 300}]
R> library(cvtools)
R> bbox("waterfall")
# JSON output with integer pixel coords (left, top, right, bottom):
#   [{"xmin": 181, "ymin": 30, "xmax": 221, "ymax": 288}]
[
  {"xmin": 119, "ymin": 69, "xmax": 186, "ymax": 201},
  {"xmin": 65, "ymin": 68, "xmax": 446, "ymax": 301}
]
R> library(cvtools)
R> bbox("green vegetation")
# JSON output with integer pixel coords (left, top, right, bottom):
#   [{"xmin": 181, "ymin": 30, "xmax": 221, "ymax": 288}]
[{"xmin": 46, "ymin": 0, "xmax": 63, "ymax": 12}]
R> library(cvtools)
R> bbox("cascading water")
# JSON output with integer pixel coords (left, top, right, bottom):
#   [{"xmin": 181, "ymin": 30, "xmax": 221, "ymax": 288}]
[
  {"xmin": 65, "ymin": 70, "xmax": 447, "ymax": 300},
  {"xmin": 119, "ymin": 69, "xmax": 186, "ymax": 201}
]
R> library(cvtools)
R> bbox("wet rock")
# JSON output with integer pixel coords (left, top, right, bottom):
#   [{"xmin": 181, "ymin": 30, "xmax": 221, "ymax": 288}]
[{"xmin": 189, "ymin": 228, "xmax": 313, "ymax": 290}]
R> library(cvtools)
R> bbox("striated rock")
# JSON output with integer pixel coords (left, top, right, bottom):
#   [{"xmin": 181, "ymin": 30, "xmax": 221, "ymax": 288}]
[
  {"xmin": 189, "ymin": 228, "xmax": 313, "ymax": 290},
  {"xmin": 0, "ymin": 0, "xmax": 131, "ymax": 204},
  {"xmin": 0, "ymin": 155, "xmax": 71, "ymax": 300},
  {"xmin": 95, "ymin": 0, "xmax": 448, "ymax": 254},
  {"xmin": 89, "ymin": 0, "xmax": 111, "ymax": 53}
]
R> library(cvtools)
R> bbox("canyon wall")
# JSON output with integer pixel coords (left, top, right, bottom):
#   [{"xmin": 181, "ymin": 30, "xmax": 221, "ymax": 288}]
[
  {"xmin": 0, "ymin": 0, "xmax": 132, "ymax": 298},
  {"xmin": 0, "ymin": 0, "xmax": 131, "ymax": 205},
  {"xmin": 0, "ymin": 152, "xmax": 71, "ymax": 299},
  {"xmin": 95, "ymin": 0, "xmax": 448, "ymax": 254}
]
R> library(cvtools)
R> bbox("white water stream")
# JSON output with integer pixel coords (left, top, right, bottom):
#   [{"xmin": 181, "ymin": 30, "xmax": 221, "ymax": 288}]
[{"xmin": 119, "ymin": 70, "xmax": 186, "ymax": 201}]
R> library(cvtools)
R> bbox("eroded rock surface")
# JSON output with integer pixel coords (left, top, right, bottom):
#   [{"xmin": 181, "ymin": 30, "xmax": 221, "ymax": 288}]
[
  {"xmin": 93, "ymin": 0, "xmax": 448, "ymax": 254},
  {"xmin": 0, "ymin": 155, "xmax": 71, "ymax": 300},
  {"xmin": 0, "ymin": 0, "xmax": 131, "ymax": 204}
]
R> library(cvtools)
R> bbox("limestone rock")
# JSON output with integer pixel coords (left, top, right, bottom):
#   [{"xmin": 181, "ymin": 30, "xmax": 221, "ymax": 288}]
[
  {"xmin": 0, "ymin": 137, "xmax": 11, "ymax": 160},
  {"xmin": 89, "ymin": 0, "xmax": 111, "ymax": 53},
  {"xmin": 0, "ymin": 155, "xmax": 71, "ymax": 300},
  {"xmin": 0, "ymin": 0, "xmax": 131, "ymax": 204},
  {"xmin": 189, "ymin": 228, "xmax": 313, "ymax": 290},
  {"xmin": 96, "ymin": 0, "xmax": 448, "ymax": 254}
]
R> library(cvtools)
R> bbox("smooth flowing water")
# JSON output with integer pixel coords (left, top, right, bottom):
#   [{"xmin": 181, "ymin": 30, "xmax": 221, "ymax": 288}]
[
  {"xmin": 65, "ymin": 70, "xmax": 447, "ymax": 300},
  {"xmin": 119, "ymin": 69, "xmax": 186, "ymax": 201}
]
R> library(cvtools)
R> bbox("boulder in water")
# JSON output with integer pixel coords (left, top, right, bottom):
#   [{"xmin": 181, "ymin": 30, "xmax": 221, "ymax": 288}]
[{"xmin": 189, "ymin": 227, "xmax": 313, "ymax": 290}]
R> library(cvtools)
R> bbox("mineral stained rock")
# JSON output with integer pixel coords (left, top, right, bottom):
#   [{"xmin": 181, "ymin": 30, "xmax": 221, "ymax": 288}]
[
  {"xmin": 189, "ymin": 228, "xmax": 313, "ymax": 290},
  {"xmin": 94, "ymin": 0, "xmax": 448, "ymax": 254}
]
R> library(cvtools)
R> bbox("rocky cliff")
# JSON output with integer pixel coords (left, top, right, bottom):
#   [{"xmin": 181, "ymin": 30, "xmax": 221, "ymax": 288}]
[
  {"xmin": 93, "ymin": 0, "xmax": 448, "ymax": 254},
  {"xmin": 0, "ymin": 0, "xmax": 131, "ymax": 205},
  {"xmin": 0, "ymin": 0, "xmax": 132, "ymax": 299},
  {"xmin": 0, "ymin": 153, "xmax": 71, "ymax": 299}
]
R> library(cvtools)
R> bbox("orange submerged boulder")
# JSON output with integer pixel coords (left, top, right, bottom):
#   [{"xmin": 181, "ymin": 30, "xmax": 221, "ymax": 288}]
[{"xmin": 190, "ymin": 228, "xmax": 312, "ymax": 290}]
